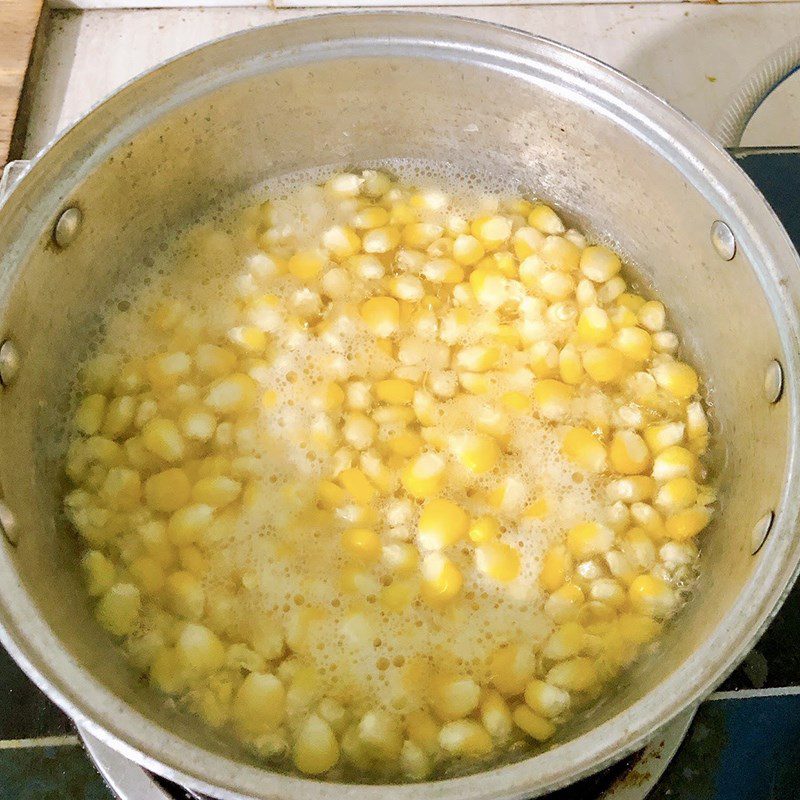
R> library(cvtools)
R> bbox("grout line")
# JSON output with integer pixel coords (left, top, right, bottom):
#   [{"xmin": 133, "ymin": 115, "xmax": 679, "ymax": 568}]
[
  {"xmin": 0, "ymin": 734, "xmax": 81, "ymax": 750},
  {"xmin": 707, "ymin": 686, "xmax": 800, "ymax": 701}
]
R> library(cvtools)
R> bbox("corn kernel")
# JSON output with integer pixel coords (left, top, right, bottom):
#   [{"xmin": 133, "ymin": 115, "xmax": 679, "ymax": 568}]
[
  {"xmin": 192, "ymin": 475, "xmax": 241, "ymax": 507},
  {"xmin": 562, "ymin": 428, "xmax": 607, "ymax": 472},
  {"xmin": 583, "ymin": 347, "xmax": 624, "ymax": 383},
  {"xmin": 417, "ymin": 498, "xmax": 468, "ymax": 551},
  {"xmin": 363, "ymin": 226, "xmax": 401, "ymax": 254},
  {"xmin": 421, "ymin": 553, "xmax": 462, "ymax": 605},
  {"xmin": 146, "ymin": 352, "xmax": 192, "ymax": 390},
  {"xmin": 471, "ymin": 215, "xmax": 512, "ymax": 249},
  {"xmin": 577, "ymin": 306, "xmax": 613, "ymax": 344},
  {"xmin": 405, "ymin": 709, "xmax": 440, "ymax": 755},
  {"xmin": 452, "ymin": 432, "xmax": 501, "ymax": 474},
  {"xmin": 167, "ymin": 504, "xmax": 214, "ymax": 545},
  {"xmin": 541, "ymin": 235, "xmax": 581, "ymax": 271},
  {"xmin": 322, "ymin": 225, "xmax": 362, "ymax": 260},
  {"xmin": 480, "ymin": 690, "xmax": 513, "ymax": 741},
  {"xmin": 628, "ymin": 574, "xmax": 676, "ymax": 618},
  {"xmin": 665, "ymin": 506, "xmax": 711, "ymax": 540},
  {"xmin": 459, "ymin": 372, "xmax": 490, "ymax": 395},
  {"xmin": 375, "ymin": 378, "xmax": 415, "ymax": 405},
  {"xmin": 338, "ymin": 467, "xmax": 377, "ymax": 505},
  {"xmin": 288, "ymin": 249, "xmax": 327, "ymax": 282},
  {"xmin": 528, "ymin": 204, "xmax": 565, "ymax": 235},
  {"xmin": 205, "ymin": 374, "xmax": 257, "ymax": 416},
  {"xmin": 341, "ymin": 527, "xmax": 382, "ymax": 563},
  {"xmin": 652, "ymin": 361, "xmax": 699, "ymax": 399},
  {"xmin": 513, "ymin": 226, "xmax": 545, "ymax": 260},
  {"xmin": 546, "ymin": 657, "xmax": 597, "ymax": 692},
  {"xmin": 75, "ymin": 394, "xmax": 107, "ymax": 436},
  {"xmin": 439, "ymin": 720, "xmax": 494, "ymax": 756},
  {"xmin": 512, "ymin": 705, "xmax": 556, "ymax": 741},
  {"xmin": 451, "ymin": 234, "xmax": 485, "ymax": 266},
  {"xmin": 455, "ymin": 345, "xmax": 500, "ymax": 373},
  {"xmin": 401, "ymin": 452, "xmax": 445, "ymax": 499},
  {"xmin": 544, "ymin": 584, "xmax": 585, "ymax": 623},
  {"xmin": 540, "ymin": 545, "xmax": 571, "ymax": 592},
  {"xmin": 361, "ymin": 296, "xmax": 400, "ymax": 337},
  {"xmin": 524, "ymin": 680, "xmax": 571, "ymax": 718},
  {"xmin": 430, "ymin": 674, "xmax": 481, "ymax": 721},
  {"xmin": 609, "ymin": 430, "xmax": 651, "ymax": 475},
  {"xmin": 655, "ymin": 477, "xmax": 698, "ymax": 514},
  {"xmin": 141, "ymin": 418, "xmax": 185, "ymax": 463},
  {"xmin": 476, "ymin": 541, "xmax": 521, "ymax": 583},
  {"xmin": 613, "ymin": 327, "xmax": 652, "ymax": 362},
  {"xmin": 529, "ymin": 341, "xmax": 558, "ymax": 379},
  {"xmin": 490, "ymin": 643, "xmax": 536, "ymax": 696},
  {"xmin": 467, "ymin": 515, "xmax": 501, "ymax": 544},
  {"xmin": 96, "ymin": 582, "xmax": 141, "ymax": 636},
  {"xmin": 557, "ymin": 344, "xmax": 583, "ymax": 386},
  {"xmin": 227, "ymin": 325, "xmax": 268, "ymax": 353},
  {"xmin": 81, "ymin": 550, "xmax": 116, "ymax": 597},
  {"xmin": 638, "ymin": 300, "xmax": 666, "ymax": 332},
  {"xmin": 652, "ymin": 445, "xmax": 697, "ymax": 481},
  {"xmin": 524, "ymin": 497, "xmax": 549, "ymax": 519},
  {"xmin": 542, "ymin": 621, "xmax": 585, "ymax": 660},
  {"xmin": 533, "ymin": 379, "xmax": 574, "ymax": 421},
  {"xmin": 567, "ymin": 522, "xmax": 615, "ymax": 559}
]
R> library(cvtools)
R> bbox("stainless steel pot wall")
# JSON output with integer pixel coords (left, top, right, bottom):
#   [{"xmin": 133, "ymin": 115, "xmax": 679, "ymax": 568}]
[{"xmin": 1, "ymin": 12, "xmax": 799, "ymax": 800}]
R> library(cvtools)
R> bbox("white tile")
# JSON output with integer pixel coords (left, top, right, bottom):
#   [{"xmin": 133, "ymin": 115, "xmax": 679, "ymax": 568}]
[{"xmin": 23, "ymin": 4, "xmax": 800, "ymax": 155}]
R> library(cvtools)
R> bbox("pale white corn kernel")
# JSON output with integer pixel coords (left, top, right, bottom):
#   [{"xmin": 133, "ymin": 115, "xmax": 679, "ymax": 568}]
[
  {"xmin": 343, "ymin": 413, "xmax": 377, "ymax": 450},
  {"xmin": 589, "ymin": 578, "xmax": 626, "ymax": 607},
  {"xmin": 652, "ymin": 330, "xmax": 679, "ymax": 353},
  {"xmin": 320, "ymin": 267, "xmax": 351, "ymax": 299},
  {"xmin": 524, "ymin": 679, "xmax": 571, "ymax": 718},
  {"xmin": 480, "ymin": 690, "xmax": 514, "ymax": 741},
  {"xmin": 390, "ymin": 274, "xmax": 425, "ymax": 301},
  {"xmin": 659, "ymin": 540, "xmax": 699, "ymax": 567},
  {"xmin": 597, "ymin": 276, "xmax": 627, "ymax": 304},
  {"xmin": 175, "ymin": 623, "xmax": 225, "ymax": 675},
  {"xmin": 438, "ymin": 720, "xmax": 493, "ymax": 757},
  {"xmin": 358, "ymin": 710, "xmax": 404, "ymax": 760},
  {"xmin": 638, "ymin": 300, "xmax": 666, "ymax": 331},
  {"xmin": 400, "ymin": 740, "xmax": 431, "ymax": 780},
  {"xmin": 605, "ymin": 550, "xmax": 638, "ymax": 584},
  {"xmin": 605, "ymin": 501, "xmax": 631, "ymax": 532},
  {"xmin": 95, "ymin": 583, "xmax": 141, "ymax": 636},
  {"xmin": 542, "ymin": 621, "xmax": 586, "ymax": 660},
  {"xmin": 134, "ymin": 398, "xmax": 158, "ymax": 429},
  {"xmin": 429, "ymin": 370, "xmax": 458, "ymax": 398},
  {"xmin": 345, "ymin": 381, "xmax": 372, "ymax": 411},
  {"xmin": 575, "ymin": 560, "xmax": 604, "ymax": 583},
  {"xmin": 291, "ymin": 288, "xmax": 323, "ymax": 318},
  {"xmin": 327, "ymin": 173, "xmax": 363, "ymax": 197},
  {"xmin": 575, "ymin": 279, "xmax": 597, "ymax": 307}
]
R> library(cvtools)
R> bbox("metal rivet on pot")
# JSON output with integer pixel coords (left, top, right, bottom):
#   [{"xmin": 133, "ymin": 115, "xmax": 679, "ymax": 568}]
[
  {"xmin": 54, "ymin": 206, "xmax": 82, "ymax": 248},
  {"xmin": 751, "ymin": 511, "xmax": 774, "ymax": 555},
  {"xmin": 0, "ymin": 339, "xmax": 20, "ymax": 387},
  {"xmin": 710, "ymin": 220, "xmax": 736, "ymax": 261},
  {"xmin": 0, "ymin": 502, "xmax": 18, "ymax": 546},
  {"xmin": 763, "ymin": 359, "xmax": 784, "ymax": 404}
]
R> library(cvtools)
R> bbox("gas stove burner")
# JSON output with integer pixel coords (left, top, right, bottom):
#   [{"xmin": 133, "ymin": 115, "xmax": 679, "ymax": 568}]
[{"xmin": 79, "ymin": 707, "xmax": 694, "ymax": 800}]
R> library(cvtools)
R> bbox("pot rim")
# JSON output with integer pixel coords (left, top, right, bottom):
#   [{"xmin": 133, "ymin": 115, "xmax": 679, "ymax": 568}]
[{"xmin": 2, "ymin": 11, "xmax": 800, "ymax": 800}]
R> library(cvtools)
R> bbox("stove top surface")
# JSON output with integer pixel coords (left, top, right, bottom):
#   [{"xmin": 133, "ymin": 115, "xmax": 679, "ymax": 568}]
[{"xmin": 2, "ymin": 148, "xmax": 800, "ymax": 800}]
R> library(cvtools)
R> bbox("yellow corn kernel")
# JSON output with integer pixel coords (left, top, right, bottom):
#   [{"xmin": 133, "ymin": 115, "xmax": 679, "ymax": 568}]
[
  {"xmin": 143, "ymin": 468, "xmax": 190, "ymax": 512},
  {"xmin": 686, "ymin": 401, "xmax": 710, "ymax": 449},
  {"xmin": 288, "ymin": 249, "xmax": 327, "ymax": 282},
  {"xmin": 381, "ymin": 579, "xmax": 416, "ymax": 611},
  {"xmin": 385, "ymin": 432, "xmax": 420, "ymax": 459},
  {"xmin": 610, "ymin": 305, "xmax": 639, "ymax": 329},
  {"xmin": 533, "ymin": 382, "xmax": 574, "ymax": 426},
  {"xmin": 618, "ymin": 612, "xmax": 662, "ymax": 644},
  {"xmin": 439, "ymin": 720, "xmax": 494, "ymax": 756},
  {"xmin": 362, "ymin": 225, "xmax": 401, "ymax": 254},
  {"xmin": 375, "ymin": 378, "xmax": 415, "ymax": 405},
  {"xmin": 356, "ymin": 709, "xmax": 404, "ymax": 761},
  {"xmin": 402, "ymin": 222, "xmax": 443, "ymax": 249},
  {"xmin": 580, "ymin": 245, "xmax": 621, "ymax": 282},
  {"xmin": 609, "ymin": 430, "xmax": 651, "ymax": 475},
  {"xmin": 81, "ymin": 550, "xmax": 116, "ymax": 597},
  {"xmin": 513, "ymin": 226, "xmax": 545, "ymax": 260},
  {"xmin": 310, "ymin": 382, "xmax": 345, "ymax": 411},
  {"xmin": 567, "ymin": 522, "xmax": 615, "ymax": 559},
  {"xmin": 628, "ymin": 574, "xmax": 676, "ymax": 618},
  {"xmin": 361, "ymin": 296, "xmax": 400, "ymax": 337},
  {"xmin": 524, "ymin": 680, "xmax": 571, "ymax": 718},
  {"xmin": 562, "ymin": 428, "xmax": 607, "ymax": 473},
  {"xmin": 95, "ymin": 583, "xmax": 141, "ymax": 637},
  {"xmin": 452, "ymin": 432, "xmax": 501, "ymax": 474},
  {"xmin": 529, "ymin": 341, "xmax": 558, "ymax": 379},
  {"xmin": 652, "ymin": 361, "xmax": 699, "ymax": 400},
  {"xmin": 418, "ymin": 498, "xmax": 469, "ymax": 550},
  {"xmin": 430, "ymin": 674, "xmax": 481, "ymax": 721},
  {"xmin": 544, "ymin": 584, "xmax": 585, "ymax": 623},
  {"xmin": 401, "ymin": 452, "xmax": 445, "ymax": 499},
  {"xmin": 471, "ymin": 215, "xmax": 512, "ymax": 249},
  {"xmin": 351, "ymin": 205, "xmax": 390, "ymax": 230},
  {"xmin": 177, "ymin": 404, "xmax": 216, "ymax": 442},
  {"xmin": 459, "ymin": 372, "xmax": 490, "ymax": 395},
  {"xmin": 643, "ymin": 422, "xmax": 685, "ymax": 454},
  {"xmin": 546, "ymin": 657, "xmax": 598, "ymax": 692},
  {"xmin": 227, "ymin": 325, "xmax": 268, "ymax": 353},
  {"xmin": 192, "ymin": 475, "xmax": 241, "ymax": 507},
  {"xmin": 75, "ymin": 394, "xmax": 108, "ymax": 436},
  {"xmin": 540, "ymin": 545, "xmax": 571, "ymax": 592},
  {"xmin": 421, "ymin": 552, "xmax": 463, "ymax": 605},
  {"xmin": 501, "ymin": 391, "xmax": 531, "ymax": 411},
  {"xmin": 317, "ymin": 480, "xmax": 346, "ymax": 509},
  {"xmin": 405, "ymin": 709, "xmax": 440, "ymax": 756},
  {"xmin": 452, "ymin": 234, "xmax": 485, "ymax": 266},
  {"xmin": 528, "ymin": 203, "xmax": 565, "ymax": 235},
  {"xmin": 512, "ymin": 706, "xmax": 556, "ymax": 742},
  {"xmin": 338, "ymin": 468, "xmax": 377, "ymax": 505},
  {"xmin": 322, "ymin": 225, "xmax": 362, "ymax": 260},
  {"xmin": 589, "ymin": 577, "xmax": 626, "ymax": 607},
  {"xmin": 577, "ymin": 306, "xmax": 613, "ymax": 345},
  {"xmin": 490, "ymin": 643, "xmax": 536, "ymax": 696},
  {"xmin": 98, "ymin": 466, "xmax": 141, "ymax": 511},
  {"xmin": 655, "ymin": 477, "xmax": 698, "ymax": 514},
  {"xmin": 468, "ymin": 515, "xmax": 501, "ymax": 544},
  {"xmin": 613, "ymin": 327, "xmax": 652, "ymax": 362},
  {"xmin": 480, "ymin": 690, "xmax": 513, "ymax": 741},
  {"xmin": 167, "ymin": 504, "xmax": 214, "ymax": 546},
  {"xmin": 455, "ymin": 345, "xmax": 500, "ymax": 373},
  {"xmin": 665, "ymin": 506, "xmax": 711, "ymax": 540},
  {"xmin": 421, "ymin": 257, "xmax": 463, "ymax": 284},
  {"xmin": 146, "ymin": 352, "xmax": 191, "ymax": 390},
  {"xmin": 194, "ymin": 343, "xmax": 236, "ymax": 379},
  {"xmin": 583, "ymin": 346, "xmax": 625, "ymax": 383},
  {"xmin": 617, "ymin": 292, "xmax": 646, "ymax": 312},
  {"xmin": 469, "ymin": 268, "xmax": 508, "ymax": 310},
  {"xmin": 205, "ymin": 373, "xmax": 257, "ymax": 415},
  {"xmin": 652, "ymin": 445, "xmax": 697, "ymax": 481},
  {"xmin": 538, "ymin": 269, "xmax": 576, "ymax": 302},
  {"xmin": 524, "ymin": 497, "xmax": 549, "ymax": 519},
  {"xmin": 541, "ymin": 235, "xmax": 581, "ymax": 271},
  {"xmin": 638, "ymin": 300, "xmax": 666, "ymax": 331},
  {"xmin": 476, "ymin": 541, "xmax": 521, "ymax": 583},
  {"xmin": 542, "ymin": 621, "xmax": 586, "ymax": 660},
  {"xmin": 557, "ymin": 344, "xmax": 583, "ymax": 386},
  {"xmin": 142, "ymin": 418, "xmax": 185, "ymax": 463},
  {"xmin": 341, "ymin": 527, "xmax": 382, "ymax": 563}
]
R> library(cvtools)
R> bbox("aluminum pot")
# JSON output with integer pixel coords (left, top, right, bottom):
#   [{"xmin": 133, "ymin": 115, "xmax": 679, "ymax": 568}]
[{"xmin": 1, "ymin": 12, "xmax": 799, "ymax": 800}]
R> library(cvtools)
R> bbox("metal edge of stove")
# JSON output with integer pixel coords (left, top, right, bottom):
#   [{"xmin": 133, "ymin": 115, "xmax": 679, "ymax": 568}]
[{"xmin": 77, "ymin": 707, "xmax": 696, "ymax": 800}]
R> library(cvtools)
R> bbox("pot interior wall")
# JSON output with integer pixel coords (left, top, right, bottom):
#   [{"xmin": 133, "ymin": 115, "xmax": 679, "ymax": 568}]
[{"xmin": 0, "ymin": 19, "xmax": 792, "ymax": 786}]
